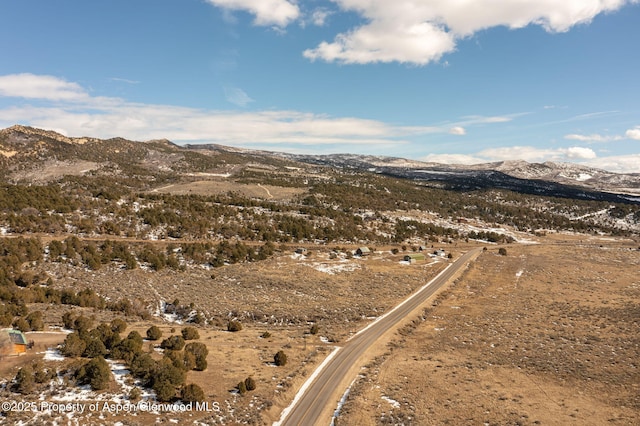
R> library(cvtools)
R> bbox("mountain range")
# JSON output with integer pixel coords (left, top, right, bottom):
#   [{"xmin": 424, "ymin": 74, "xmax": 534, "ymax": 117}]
[{"xmin": 2, "ymin": 125, "xmax": 639, "ymax": 204}]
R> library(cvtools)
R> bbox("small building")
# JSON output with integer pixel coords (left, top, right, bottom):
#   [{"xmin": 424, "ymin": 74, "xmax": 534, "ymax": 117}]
[
  {"xmin": 355, "ymin": 247, "xmax": 370, "ymax": 256},
  {"xmin": 434, "ymin": 249, "xmax": 446, "ymax": 257},
  {"xmin": 0, "ymin": 329, "xmax": 29, "ymax": 356},
  {"xmin": 404, "ymin": 253, "xmax": 426, "ymax": 263}
]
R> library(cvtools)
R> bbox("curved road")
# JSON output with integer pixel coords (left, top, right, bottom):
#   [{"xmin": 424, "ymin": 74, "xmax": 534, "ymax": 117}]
[{"xmin": 277, "ymin": 248, "xmax": 482, "ymax": 426}]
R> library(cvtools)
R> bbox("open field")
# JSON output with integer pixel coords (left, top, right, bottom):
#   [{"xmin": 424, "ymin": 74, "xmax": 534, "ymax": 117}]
[
  {"xmin": 0, "ymin": 245, "xmax": 458, "ymax": 425},
  {"xmin": 151, "ymin": 178, "xmax": 306, "ymax": 201},
  {"xmin": 2, "ymin": 235, "xmax": 639, "ymax": 425},
  {"xmin": 336, "ymin": 235, "xmax": 640, "ymax": 425}
]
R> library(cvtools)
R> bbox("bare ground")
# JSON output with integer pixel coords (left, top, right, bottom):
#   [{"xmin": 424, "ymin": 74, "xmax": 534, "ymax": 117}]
[
  {"xmin": 336, "ymin": 236, "xmax": 640, "ymax": 425},
  {"xmin": 151, "ymin": 179, "xmax": 306, "ymax": 201},
  {"xmin": 1, "ymin": 247, "xmax": 456, "ymax": 425}
]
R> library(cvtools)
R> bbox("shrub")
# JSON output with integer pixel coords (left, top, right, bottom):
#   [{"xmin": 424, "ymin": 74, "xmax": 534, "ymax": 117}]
[
  {"xmin": 146, "ymin": 325, "xmax": 163, "ymax": 341},
  {"xmin": 92, "ymin": 323, "xmax": 121, "ymax": 350},
  {"xmin": 129, "ymin": 386, "xmax": 142, "ymax": 402},
  {"xmin": 192, "ymin": 312, "xmax": 206, "ymax": 325},
  {"xmin": 76, "ymin": 357, "xmax": 111, "ymax": 391},
  {"xmin": 110, "ymin": 318, "xmax": 127, "ymax": 333},
  {"xmin": 181, "ymin": 326, "xmax": 199, "ymax": 340},
  {"xmin": 154, "ymin": 379, "xmax": 177, "ymax": 402},
  {"xmin": 309, "ymin": 324, "xmax": 319, "ymax": 335},
  {"xmin": 181, "ymin": 383, "xmax": 205, "ymax": 403},
  {"xmin": 160, "ymin": 335, "xmax": 185, "ymax": 351},
  {"xmin": 274, "ymin": 350, "xmax": 287, "ymax": 366},
  {"xmin": 244, "ymin": 376, "xmax": 256, "ymax": 391},
  {"xmin": 164, "ymin": 350, "xmax": 196, "ymax": 371},
  {"xmin": 26, "ymin": 311, "xmax": 44, "ymax": 331},
  {"xmin": 154, "ymin": 360, "xmax": 186, "ymax": 387},
  {"xmin": 83, "ymin": 336, "xmax": 107, "ymax": 358},
  {"xmin": 498, "ymin": 247, "xmax": 508, "ymax": 256},
  {"xmin": 237, "ymin": 380, "xmax": 247, "ymax": 395},
  {"xmin": 12, "ymin": 317, "xmax": 30, "ymax": 333},
  {"xmin": 62, "ymin": 311, "xmax": 76, "ymax": 329},
  {"xmin": 73, "ymin": 315, "xmax": 93, "ymax": 333},
  {"xmin": 111, "ymin": 331, "xmax": 144, "ymax": 363},
  {"xmin": 185, "ymin": 342, "xmax": 208, "ymax": 371},
  {"xmin": 261, "ymin": 331, "xmax": 272, "ymax": 339},
  {"xmin": 125, "ymin": 331, "xmax": 144, "ymax": 347},
  {"xmin": 129, "ymin": 353, "xmax": 156, "ymax": 384},
  {"xmin": 152, "ymin": 359, "xmax": 186, "ymax": 402},
  {"xmin": 61, "ymin": 332, "xmax": 87, "ymax": 358},
  {"xmin": 14, "ymin": 366, "xmax": 35, "ymax": 394},
  {"xmin": 227, "ymin": 320, "xmax": 242, "ymax": 332},
  {"xmin": 32, "ymin": 361, "xmax": 57, "ymax": 384}
]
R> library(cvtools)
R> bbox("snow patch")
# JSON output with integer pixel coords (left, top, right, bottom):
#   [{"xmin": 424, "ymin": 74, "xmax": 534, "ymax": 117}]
[
  {"xmin": 331, "ymin": 377, "xmax": 358, "ymax": 425},
  {"xmin": 43, "ymin": 348, "xmax": 65, "ymax": 361},
  {"xmin": 381, "ymin": 395, "xmax": 401, "ymax": 408},
  {"xmin": 308, "ymin": 261, "xmax": 360, "ymax": 275},
  {"xmin": 576, "ymin": 173, "xmax": 593, "ymax": 182}
]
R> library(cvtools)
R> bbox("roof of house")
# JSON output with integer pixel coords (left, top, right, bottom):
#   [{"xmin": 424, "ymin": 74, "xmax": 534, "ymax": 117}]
[
  {"xmin": 405, "ymin": 253, "xmax": 426, "ymax": 259},
  {"xmin": 2, "ymin": 329, "xmax": 28, "ymax": 345}
]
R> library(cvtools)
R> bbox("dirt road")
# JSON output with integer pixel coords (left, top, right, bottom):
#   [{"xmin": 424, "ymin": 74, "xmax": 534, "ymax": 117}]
[{"xmin": 277, "ymin": 248, "xmax": 482, "ymax": 426}]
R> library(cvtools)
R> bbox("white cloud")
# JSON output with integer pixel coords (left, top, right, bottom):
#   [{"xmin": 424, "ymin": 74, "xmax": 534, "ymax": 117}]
[
  {"xmin": 110, "ymin": 77, "xmax": 140, "ymax": 84},
  {"xmin": 584, "ymin": 154, "xmax": 640, "ymax": 173},
  {"xmin": 0, "ymin": 73, "xmax": 88, "ymax": 101},
  {"xmin": 421, "ymin": 153, "xmax": 485, "ymax": 165},
  {"xmin": 479, "ymin": 145, "xmax": 597, "ymax": 162},
  {"xmin": 564, "ymin": 133, "xmax": 623, "ymax": 142},
  {"xmin": 304, "ymin": 0, "xmax": 636, "ymax": 65},
  {"xmin": 205, "ymin": 0, "xmax": 300, "ymax": 27},
  {"xmin": 566, "ymin": 126, "xmax": 640, "ymax": 142},
  {"xmin": 423, "ymin": 148, "xmax": 640, "ymax": 173},
  {"xmin": 310, "ymin": 8, "xmax": 332, "ymax": 26},
  {"xmin": 304, "ymin": 20, "xmax": 456, "ymax": 65},
  {"xmin": 457, "ymin": 114, "xmax": 518, "ymax": 126},
  {"xmin": 224, "ymin": 87, "xmax": 255, "ymax": 107},
  {"xmin": 563, "ymin": 146, "xmax": 597, "ymax": 159},
  {"xmin": 625, "ymin": 126, "xmax": 640, "ymax": 140},
  {"xmin": 0, "ymin": 74, "xmax": 438, "ymax": 150},
  {"xmin": 449, "ymin": 126, "xmax": 466, "ymax": 135}
]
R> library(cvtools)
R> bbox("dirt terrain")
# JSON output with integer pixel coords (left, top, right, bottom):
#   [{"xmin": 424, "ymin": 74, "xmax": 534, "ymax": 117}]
[
  {"xmin": 336, "ymin": 235, "xmax": 640, "ymax": 425},
  {"xmin": 151, "ymin": 178, "xmax": 306, "ymax": 201},
  {"xmin": 2, "ymin": 236, "xmax": 639, "ymax": 425},
  {"xmin": 1, "ymin": 246, "xmax": 456, "ymax": 425}
]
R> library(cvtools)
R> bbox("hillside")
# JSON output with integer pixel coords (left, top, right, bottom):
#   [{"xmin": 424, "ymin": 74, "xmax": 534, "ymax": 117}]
[{"xmin": 0, "ymin": 125, "xmax": 638, "ymax": 424}]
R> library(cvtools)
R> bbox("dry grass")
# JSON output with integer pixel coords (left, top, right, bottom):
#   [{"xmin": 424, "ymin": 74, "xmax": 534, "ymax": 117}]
[
  {"xmin": 1, "ymin": 246, "xmax": 460, "ymax": 424},
  {"xmin": 337, "ymin": 235, "xmax": 640, "ymax": 425},
  {"xmin": 151, "ymin": 178, "xmax": 306, "ymax": 201}
]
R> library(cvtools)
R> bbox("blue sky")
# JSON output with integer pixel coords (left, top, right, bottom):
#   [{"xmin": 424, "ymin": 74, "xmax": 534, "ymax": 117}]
[{"xmin": 1, "ymin": 0, "xmax": 639, "ymax": 172}]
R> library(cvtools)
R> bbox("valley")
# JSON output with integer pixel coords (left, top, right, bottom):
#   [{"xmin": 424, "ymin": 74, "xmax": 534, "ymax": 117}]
[{"xmin": 0, "ymin": 125, "xmax": 638, "ymax": 425}]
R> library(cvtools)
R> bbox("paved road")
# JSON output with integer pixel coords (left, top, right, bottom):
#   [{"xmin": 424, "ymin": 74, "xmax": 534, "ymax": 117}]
[{"xmin": 277, "ymin": 248, "xmax": 482, "ymax": 426}]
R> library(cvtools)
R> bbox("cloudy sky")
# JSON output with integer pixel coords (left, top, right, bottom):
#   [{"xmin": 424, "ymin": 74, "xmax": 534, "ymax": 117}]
[{"xmin": 1, "ymin": 0, "xmax": 639, "ymax": 172}]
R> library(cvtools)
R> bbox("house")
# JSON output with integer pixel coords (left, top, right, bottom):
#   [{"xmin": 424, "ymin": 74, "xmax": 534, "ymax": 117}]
[
  {"xmin": 0, "ymin": 329, "xmax": 29, "ymax": 356},
  {"xmin": 404, "ymin": 253, "xmax": 426, "ymax": 263},
  {"xmin": 355, "ymin": 247, "xmax": 370, "ymax": 256},
  {"xmin": 434, "ymin": 249, "xmax": 446, "ymax": 257}
]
